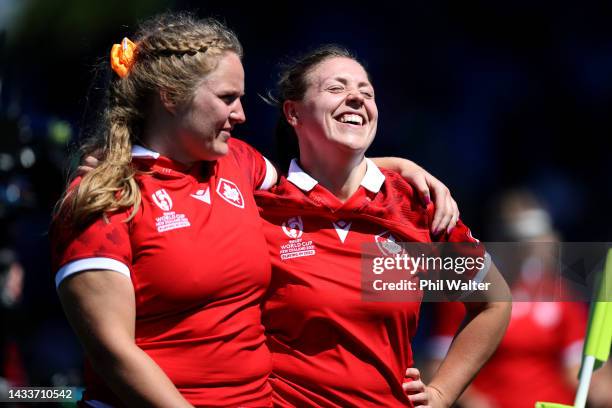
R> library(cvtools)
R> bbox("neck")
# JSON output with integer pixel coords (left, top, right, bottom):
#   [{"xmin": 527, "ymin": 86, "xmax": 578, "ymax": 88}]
[
  {"xmin": 299, "ymin": 149, "xmax": 367, "ymax": 202},
  {"xmin": 142, "ymin": 102, "xmax": 196, "ymax": 167}
]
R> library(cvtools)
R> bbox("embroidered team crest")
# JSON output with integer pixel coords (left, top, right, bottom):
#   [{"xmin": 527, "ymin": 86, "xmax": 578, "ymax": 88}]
[
  {"xmin": 282, "ymin": 216, "xmax": 304, "ymax": 239},
  {"xmin": 374, "ymin": 230, "xmax": 404, "ymax": 256},
  {"xmin": 216, "ymin": 178, "xmax": 244, "ymax": 208},
  {"xmin": 152, "ymin": 189, "xmax": 173, "ymax": 211}
]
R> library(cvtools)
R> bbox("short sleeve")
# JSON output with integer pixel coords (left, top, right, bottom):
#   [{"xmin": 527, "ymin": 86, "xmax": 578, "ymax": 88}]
[
  {"xmin": 229, "ymin": 138, "xmax": 276, "ymax": 191},
  {"xmin": 433, "ymin": 219, "xmax": 491, "ymax": 295},
  {"xmin": 51, "ymin": 208, "xmax": 132, "ymax": 289},
  {"xmin": 444, "ymin": 219, "xmax": 480, "ymax": 244}
]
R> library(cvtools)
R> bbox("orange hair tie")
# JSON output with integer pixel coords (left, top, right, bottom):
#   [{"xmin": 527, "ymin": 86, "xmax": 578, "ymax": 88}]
[{"xmin": 110, "ymin": 37, "xmax": 137, "ymax": 78}]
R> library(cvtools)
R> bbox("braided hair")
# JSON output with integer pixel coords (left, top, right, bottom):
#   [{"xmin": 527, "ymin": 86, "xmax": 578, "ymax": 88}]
[{"xmin": 59, "ymin": 12, "xmax": 242, "ymax": 228}]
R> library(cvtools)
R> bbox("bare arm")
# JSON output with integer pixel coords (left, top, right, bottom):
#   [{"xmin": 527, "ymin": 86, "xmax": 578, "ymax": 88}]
[
  {"xmin": 370, "ymin": 157, "xmax": 459, "ymax": 235},
  {"xmin": 80, "ymin": 154, "xmax": 453, "ymax": 231},
  {"xmin": 406, "ymin": 264, "xmax": 512, "ymax": 407},
  {"xmin": 58, "ymin": 270, "xmax": 192, "ymax": 408},
  {"xmin": 78, "ymin": 152, "xmax": 279, "ymax": 191},
  {"xmin": 432, "ymin": 264, "xmax": 511, "ymax": 406}
]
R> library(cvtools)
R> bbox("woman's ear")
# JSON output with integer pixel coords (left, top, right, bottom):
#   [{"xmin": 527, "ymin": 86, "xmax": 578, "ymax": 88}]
[
  {"xmin": 283, "ymin": 100, "xmax": 299, "ymax": 126},
  {"xmin": 159, "ymin": 89, "xmax": 178, "ymax": 115}
]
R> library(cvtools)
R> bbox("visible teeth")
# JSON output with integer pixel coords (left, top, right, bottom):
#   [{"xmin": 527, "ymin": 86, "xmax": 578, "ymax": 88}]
[{"xmin": 339, "ymin": 114, "xmax": 363, "ymax": 125}]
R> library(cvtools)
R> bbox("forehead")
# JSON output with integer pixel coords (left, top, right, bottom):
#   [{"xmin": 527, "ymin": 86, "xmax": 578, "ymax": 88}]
[
  {"xmin": 307, "ymin": 57, "xmax": 371, "ymax": 86},
  {"xmin": 201, "ymin": 52, "xmax": 245, "ymax": 90}
]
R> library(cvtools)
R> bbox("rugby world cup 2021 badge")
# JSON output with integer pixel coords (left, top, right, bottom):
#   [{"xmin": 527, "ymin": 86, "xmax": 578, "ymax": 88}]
[
  {"xmin": 152, "ymin": 188, "xmax": 173, "ymax": 211},
  {"xmin": 279, "ymin": 216, "xmax": 315, "ymax": 260},
  {"xmin": 152, "ymin": 189, "xmax": 191, "ymax": 233}
]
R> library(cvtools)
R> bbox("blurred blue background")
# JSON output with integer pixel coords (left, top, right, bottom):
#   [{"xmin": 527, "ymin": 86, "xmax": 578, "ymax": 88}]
[{"xmin": 0, "ymin": 0, "xmax": 610, "ymax": 398}]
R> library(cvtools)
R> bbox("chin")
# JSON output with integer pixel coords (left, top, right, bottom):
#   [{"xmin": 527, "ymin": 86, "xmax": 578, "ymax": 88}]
[
  {"xmin": 209, "ymin": 149, "xmax": 229, "ymax": 160},
  {"xmin": 217, "ymin": 141, "xmax": 231, "ymax": 155},
  {"xmin": 198, "ymin": 145, "xmax": 229, "ymax": 161},
  {"xmin": 329, "ymin": 144, "xmax": 368, "ymax": 159},
  {"xmin": 333, "ymin": 130, "xmax": 373, "ymax": 147},
  {"xmin": 337, "ymin": 138, "xmax": 372, "ymax": 153}
]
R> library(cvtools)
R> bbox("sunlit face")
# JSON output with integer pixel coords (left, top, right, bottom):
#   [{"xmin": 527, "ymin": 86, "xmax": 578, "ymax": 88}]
[
  {"xmin": 289, "ymin": 57, "xmax": 378, "ymax": 156},
  {"xmin": 174, "ymin": 51, "xmax": 245, "ymax": 162}
]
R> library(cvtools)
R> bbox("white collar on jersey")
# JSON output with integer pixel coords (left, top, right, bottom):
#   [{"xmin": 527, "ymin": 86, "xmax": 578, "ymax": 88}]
[
  {"xmin": 286, "ymin": 157, "xmax": 386, "ymax": 193},
  {"xmin": 131, "ymin": 145, "xmax": 160, "ymax": 159}
]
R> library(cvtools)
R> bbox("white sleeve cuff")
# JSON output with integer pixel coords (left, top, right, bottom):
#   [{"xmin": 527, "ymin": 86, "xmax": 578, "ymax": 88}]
[
  {"xmin": 55, "ymin": 257, "xmax": 130, "ymax": 289},
  {"xmin": 258, "ymin": 157, "xmax": 277, "ymax": 190},
  {"xmin": 472, "ymin": 251, "xmax": 492, "ymax": 284},
  {"xmin": 457, "ymin": 251, "xmax": 492, "ymax": 299}
]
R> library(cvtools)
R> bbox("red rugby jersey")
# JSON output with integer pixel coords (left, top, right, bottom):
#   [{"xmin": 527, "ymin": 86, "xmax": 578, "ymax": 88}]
[
  {"xmin": 255, "ymin": 159, "xmax": 486, "ymax": 408},
  {"xmin": 430, "ymin": 300, "xmax": 586, "ymax": 408},
  {"xmin": 52, "ymin": 138, "xmax": 274, "ymax": 408}
]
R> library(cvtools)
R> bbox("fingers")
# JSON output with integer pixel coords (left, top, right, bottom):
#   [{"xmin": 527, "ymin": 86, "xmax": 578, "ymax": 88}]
[
  {"xmin": 90, "ymin": 148, "xmax": 104, "ymax": 161},
  {"xmin": 75, "ymin": 165, "xmax": 95, "ymax": 177},
  {"xmin": 404, "ymin": 368, "xmax": 433, "ymax": 407},
  {"xmin": 430, "ymin": 185, "xmax": 450, "ymax": 235},
  {"xmin": 75, "ymin": 155, "xmax": 101, "ymax": 177},
  {"xmin": 408, "ymin": 391, "xmax": 431, "ymax": 407},
  {"xmin": 403, "ymin": 378, "xmax": 425, "ymax": 393},
  {"xmin": 83, "ymin": 155, "xmax": 100, "ymax": 168},
  {"xmin": 428, "ymin": 175, "xmax": 461, "ymax": 235},
  {"xmin": 438, "ymin": 194, "xmax": 455, "ymax": 235},
  {"xmin": 404, "ymin": 169, "xmax": 461, "ymax": 236},
  {"xmin": 405, "ymin": 387, "xmax": 430, "ymax": 407},
  {"xmin": 447, "ymin": 198, "xmax": 460, "ymax": 233},
  {"xmin": 404, "ymin": 367, "xmax": 421, "ymax": 380},
  {"xmin": 410, "ymin": 175, "xmax": 432, "ymax": 207}
]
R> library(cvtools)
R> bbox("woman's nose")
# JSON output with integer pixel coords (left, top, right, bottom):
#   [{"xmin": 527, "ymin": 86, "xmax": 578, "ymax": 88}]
[
  {"xmin": 346, "ymin": 90, "xmax": 365, "ymax": 106},
  {"xmin": 229, "ymin": 100, "xmax": 246, "ymax": 124}
]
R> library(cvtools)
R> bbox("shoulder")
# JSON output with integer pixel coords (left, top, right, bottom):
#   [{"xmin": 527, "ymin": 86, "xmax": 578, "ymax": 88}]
[
  {"xmin": 228, "ymin": 137, "xmax": 260, "ymax": 156},
  {"xmin": 53, "ymin": 174, "xmax": 136, "ymax": 232},
  {"xmin": 357, "ymin": 167, "xmax": 432, "ymax": 233},
  {"xmin": 376, "ymin": 168, "xmax": 422, "ymax": 207},
  {"xmin": 379, "ymin": 168, "xmax": 415, "ymax": 191}
]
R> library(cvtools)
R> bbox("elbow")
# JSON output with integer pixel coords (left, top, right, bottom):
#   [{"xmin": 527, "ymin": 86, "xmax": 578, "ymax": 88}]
[
  {"xmin": 80, "ymin": 333, "xmax": 138, "ymax": 374},
  {"xmin": 497, "ymin": 299, "xmax": 512, "ymax": 330},
  {"xmin": 464, "ymin": 298, "xmax": 512, "ymax": 331}
]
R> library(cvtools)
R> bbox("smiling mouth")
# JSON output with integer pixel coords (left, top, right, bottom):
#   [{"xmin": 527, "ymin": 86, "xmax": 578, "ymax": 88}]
[{"xmin": 334, "ymin": 113, "xmax": 365, "ymax": 126}]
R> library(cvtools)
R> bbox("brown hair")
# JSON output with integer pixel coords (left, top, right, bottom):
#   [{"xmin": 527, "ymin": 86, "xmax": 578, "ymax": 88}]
[{"xmin": 268, "ymin": 45, "xmax": 367, "ymax": 171}]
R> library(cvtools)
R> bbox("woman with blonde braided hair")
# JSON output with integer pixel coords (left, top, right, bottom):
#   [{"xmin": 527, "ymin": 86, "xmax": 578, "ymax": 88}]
[
  {"xmin": 64, "ymin": 14, "xmax": 246, "ymax": 229},
  {"xmin": 52, "ymin": 12, "xmax": 462, "ymax": 408},
  {"xmin": 52, "ymin": 13, "xmax": 275, "ymax": 407}
]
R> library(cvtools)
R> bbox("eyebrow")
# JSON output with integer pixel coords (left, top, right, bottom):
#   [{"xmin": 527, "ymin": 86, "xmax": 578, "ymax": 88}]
[
  {"xmin": 217, "ymin": 88, "xmax": 245, "ymax": 96},
  {"xmin": 326, "ymin": 76, "xmax": 372, "ymax": 88}
]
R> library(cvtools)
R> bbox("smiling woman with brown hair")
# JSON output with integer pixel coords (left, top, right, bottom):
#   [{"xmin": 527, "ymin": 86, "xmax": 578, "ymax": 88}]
[{"xmin": 256, "ymin": 45, "xmax": 511, "ymax": 407}]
